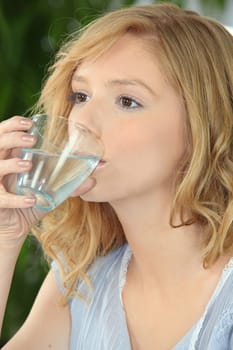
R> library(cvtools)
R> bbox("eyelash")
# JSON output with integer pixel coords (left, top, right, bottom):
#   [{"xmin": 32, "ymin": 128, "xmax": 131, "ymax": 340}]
[
  {"xmin": 117, "ymin": 95, "xmax": 142, "ymax": 110},
  {"xmin": 68, "ymin": 92, "xmax": 89, "ymax": 104},
  {"xmin": 68, "ymin": 92, "xmax": 143, "ymax": 110}
]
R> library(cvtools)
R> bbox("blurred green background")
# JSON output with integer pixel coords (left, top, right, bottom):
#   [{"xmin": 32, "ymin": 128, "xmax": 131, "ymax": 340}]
[{"xmin": 0, "ymin": 0, "xmax": 230, "ymax": 345}]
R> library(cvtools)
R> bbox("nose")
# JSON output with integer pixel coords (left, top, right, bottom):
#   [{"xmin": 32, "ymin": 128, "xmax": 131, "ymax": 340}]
[{"xmin": 69, "ymin": 103, "xmax": 102, "ymax": 138}]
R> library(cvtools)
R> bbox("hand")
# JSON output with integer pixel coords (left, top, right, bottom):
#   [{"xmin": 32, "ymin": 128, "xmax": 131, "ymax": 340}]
[
  {"xmin": 70, "ymin": 177, "xmax": 96, "ymax": 197},
  {"xmin": 0, "ymin": 116, "xmax": 45, "ymax": 248}
]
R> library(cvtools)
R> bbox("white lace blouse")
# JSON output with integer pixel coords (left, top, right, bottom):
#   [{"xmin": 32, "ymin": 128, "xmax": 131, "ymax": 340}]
[{"xmin": 52, "ymin": 244, "xmax": 233, "ymax": 350}]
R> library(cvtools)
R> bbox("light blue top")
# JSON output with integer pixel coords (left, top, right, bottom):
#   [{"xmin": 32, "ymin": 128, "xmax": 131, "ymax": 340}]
[{"xmin": 52, "ymin": 244, "xmax": 233, "ymax": 350}]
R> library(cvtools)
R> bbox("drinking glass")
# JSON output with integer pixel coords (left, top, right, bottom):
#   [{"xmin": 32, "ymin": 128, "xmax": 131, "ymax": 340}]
[{"xmin": 17, "ymin": 114, "xmax": 104, "ymax": 211}]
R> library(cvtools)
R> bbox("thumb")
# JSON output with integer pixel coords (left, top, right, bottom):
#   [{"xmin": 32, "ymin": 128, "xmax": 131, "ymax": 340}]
[{"xmin": 70, "ymin": 177, "xmax": 96, "ymax": 197}]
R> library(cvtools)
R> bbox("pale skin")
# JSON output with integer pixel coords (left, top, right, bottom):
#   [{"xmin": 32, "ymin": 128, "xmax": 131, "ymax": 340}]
[{"xmin": 0, "ymin": 34, "xmax": 230, "ymax": 349}]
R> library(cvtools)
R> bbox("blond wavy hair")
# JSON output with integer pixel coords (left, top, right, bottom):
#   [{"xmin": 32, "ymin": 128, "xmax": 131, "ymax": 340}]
[{"xmin": 32, "ymin": 3, "xmax": 233, "ymax": 302}]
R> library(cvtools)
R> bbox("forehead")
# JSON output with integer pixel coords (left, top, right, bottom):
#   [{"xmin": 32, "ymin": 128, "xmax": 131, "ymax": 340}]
[{"xmin": 73, "ymin": 34, "xmax": 168, "ymax": 89}]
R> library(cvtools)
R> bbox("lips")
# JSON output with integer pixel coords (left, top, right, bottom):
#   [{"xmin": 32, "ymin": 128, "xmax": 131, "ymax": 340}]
[{"xmin": 97, "ymin": 159, "xmax": 107, "ymax": 167}]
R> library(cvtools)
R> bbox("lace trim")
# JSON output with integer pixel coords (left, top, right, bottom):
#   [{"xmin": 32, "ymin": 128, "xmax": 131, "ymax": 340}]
[
  {"xmin": 188, "ymin": 257, "xmax": 233, "ymax": 350},
  {"xmin": 119, "ymin": 244, "xmax": 132, "ymax": 307},
  {"xmin": 118, "ymin": 245, "xmax": 233, "ymax": 349}
]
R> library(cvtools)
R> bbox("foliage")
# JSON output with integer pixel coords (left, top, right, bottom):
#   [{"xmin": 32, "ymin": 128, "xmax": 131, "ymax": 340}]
[{"xmin": 0, "ymin": 0, "xmax": 227, "ymax": 345}]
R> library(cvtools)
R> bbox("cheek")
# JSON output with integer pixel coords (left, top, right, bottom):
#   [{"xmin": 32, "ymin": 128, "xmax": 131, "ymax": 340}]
[
  {"xmin": 104, "ymin": 122, "xmax": 156, "ymax": 174},
  {"xmin": 113, "ymin": 118, "xmax": 183, "ymax": 156},
  {"xmin": 108, "ymin": 118, "xmax": 185, "ymax": 182},
  {"xmin": 151, "ymin": 124, "xmax": 185, "ymax": 184}
]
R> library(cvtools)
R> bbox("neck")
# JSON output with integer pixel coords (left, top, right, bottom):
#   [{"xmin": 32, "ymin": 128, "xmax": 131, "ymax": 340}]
[{"xmin": 110, "ymin": 193, "xmax": 205, "ymax": 290}]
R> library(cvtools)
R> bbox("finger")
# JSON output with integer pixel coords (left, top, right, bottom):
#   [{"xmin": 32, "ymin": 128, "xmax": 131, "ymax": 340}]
[
  {"xmin": 0, "ymin": 158, "xmax": 32, "ymax": 178},
  {"xmin": 0, "ymin": 116, "xmax": 33, "ymax": 134},
  {"xmin": 70, "ymin": 177, "xmax": 96, "ymax": 197},
  {"xmin": 0, "ymin": 115, "xmax": 34, "ymax": 158},
  {"xmin": 0, "ymin": 187, "xmax": 36, "ymax": 209},
  {"xmin": 0, "ymin": 131, "xmax": 36, "ymax": 154},
  {"xmin": 10, "ymin": 147, "xmax": 22, "ymax": 158}
]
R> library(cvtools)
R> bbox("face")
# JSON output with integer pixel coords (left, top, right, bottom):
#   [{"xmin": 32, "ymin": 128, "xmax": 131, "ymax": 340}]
[{"xmin": 69, "ymin": 34, "xmax": 186, "ymax": 205}]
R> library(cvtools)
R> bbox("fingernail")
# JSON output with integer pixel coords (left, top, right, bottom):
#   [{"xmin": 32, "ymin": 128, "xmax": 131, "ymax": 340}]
[
  {"xmin": 24, "ymin": 197, "xmax": 36, "ymax": 204},
  {"xmin": 22, "ymin": 135, "xmax": 35, "ymax": 142},
  {"xmin": 18, "ymin": 160, "xmax": 31, "ymax": 167},
  {"xmin": 20, "ymin": 119, "xmax": 32, "ymax": 126}
]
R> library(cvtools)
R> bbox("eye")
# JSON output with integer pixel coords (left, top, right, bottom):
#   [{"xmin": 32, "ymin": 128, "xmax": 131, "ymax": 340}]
[
  {"xmin": 118, "ymin": 96, "xmax": 142, "ymax": 110},
  {"xmin": 68, "ymin": 92, "xmax": 90, "ymax": 104}
]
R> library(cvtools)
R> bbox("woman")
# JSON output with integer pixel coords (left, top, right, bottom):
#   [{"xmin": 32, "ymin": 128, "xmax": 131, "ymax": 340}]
[{"xmin": 0, "ymin": 3, "xmax": 233, "ymax": 349}]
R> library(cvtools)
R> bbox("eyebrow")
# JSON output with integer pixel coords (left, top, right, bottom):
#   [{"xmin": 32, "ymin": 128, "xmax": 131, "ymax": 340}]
[
  {"xmin": 107, "ymin": 79, "xmax": 156, "ymax": 96},
  {"xmin": 72, "ymin": 75, "xmax": 156, "ymax": 97}
]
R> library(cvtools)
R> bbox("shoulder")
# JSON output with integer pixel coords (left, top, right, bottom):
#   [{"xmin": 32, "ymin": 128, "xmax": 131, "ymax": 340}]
[
  {"xmin": 80, "ymin": 243, "xmax": 130, "ymax": 297},
  {"xmin": 51, "ymin": 243, "xmax": 129, "ymax": 295},
  {"xmin": 88, "ymin": 243, "xmax": 129, "ymax": 279},
  {"xmin": 195, "ymin": 258, "xmax": 233, "ymax": 349},
  {"xmin": 213, "ymin": 263, "xmax": 233, "ymax": 344},
  {"xmin": 68, "ymin": 244, "xmax": 131, "ymax": 349}
]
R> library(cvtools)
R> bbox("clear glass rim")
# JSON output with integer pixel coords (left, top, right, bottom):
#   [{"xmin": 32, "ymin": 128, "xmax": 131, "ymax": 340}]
[
  {"xmin": 29, "ymin": 113, "xmax": 104, "ymax": 156},
  {"xmin": 30, "ymin": 113, "xmax": 103, "ymax": 141}
]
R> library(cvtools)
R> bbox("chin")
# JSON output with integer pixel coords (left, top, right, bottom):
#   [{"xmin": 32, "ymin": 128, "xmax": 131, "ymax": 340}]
[
  {"xmin": 79, "ymin": 189, "xmax": 114, "ymax": 203},
  {"xmin": 79, "ymin": 189, "xmax": 103, "ymax": 203}
]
